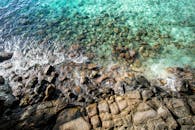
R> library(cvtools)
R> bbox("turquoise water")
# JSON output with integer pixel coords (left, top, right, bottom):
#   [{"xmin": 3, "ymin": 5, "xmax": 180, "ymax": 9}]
[{"xmin": 0, "ymin": 0, "xmax": 194, "ymax": 77}]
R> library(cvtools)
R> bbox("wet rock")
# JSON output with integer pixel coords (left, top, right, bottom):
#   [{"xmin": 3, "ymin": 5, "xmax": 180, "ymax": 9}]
[
  {"xmin": 68, "ymin": 92, "xmax": 77, "ymax": 100},
  {"xmin": 0, "ymin": 52, "xmax": 13, "ymax": 62},
  {"xmin": 0, "ymin": 76, "xmax": 5, "ymax": 85},
  {"xmin": 44, "ymin": 65, "xmax": 54, "ymax": 75},
  {"xmin": 44, "ymin": 84, "xmax": 56, "ymax": 101},
  {"xmin": 18, "ymin": 99, "xmax": 67, "ymax": 129},
  {"xmin": 133, "ymin": 109, "xmax": 157, "ymax": 124},
  {"xmin": 25, "ymin": 76, "xmax": 38, "ymax": 88},
  {"xmin": 136, "ymin": 75, "xmax": 150, "ymax": 88},
  {"xmin": 58, "ymin": 117, "xmax": 91, "ymax": 130},
  {"xmin": 174, "ymin": 79, "xmax": 189, "ymax": 92},
  {"xmin": 0, "ymin": 84, "xmax": 16, "ymax": 108}
]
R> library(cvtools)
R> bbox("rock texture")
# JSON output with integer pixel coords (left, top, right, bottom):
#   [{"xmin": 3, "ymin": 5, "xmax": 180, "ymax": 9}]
[{"xmin": 0, "ymin": 61, "xmax": 194, "ymax": 130}]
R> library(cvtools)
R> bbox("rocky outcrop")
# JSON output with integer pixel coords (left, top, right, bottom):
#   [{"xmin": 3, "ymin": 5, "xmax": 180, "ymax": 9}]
[{"xmin": 0, "ymin": 61, "xmax": 194, "ymax": 130}]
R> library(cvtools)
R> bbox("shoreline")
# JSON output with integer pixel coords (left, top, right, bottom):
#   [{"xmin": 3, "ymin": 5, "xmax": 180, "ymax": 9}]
[{"xmin": 0, "ymin": 45, "xmax": 194, "ymax": 130}]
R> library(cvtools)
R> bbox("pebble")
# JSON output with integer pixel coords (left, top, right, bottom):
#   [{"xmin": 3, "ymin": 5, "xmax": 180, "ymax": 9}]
[
  {"xmin": 0, "ymin": 76, "xmax": 5, "ymax": 85},
  {"xmin": 0, "ymin": 52, "xmax": 13, "ymax": 62}
]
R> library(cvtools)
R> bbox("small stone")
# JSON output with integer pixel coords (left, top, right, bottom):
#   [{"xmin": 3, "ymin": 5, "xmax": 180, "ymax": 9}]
[
  {"xmin": 142, "ymin": 90, "xmax": 153, "ymax": 101},
  {"xmin": 110, "ymin": 102, "xmax": 119, "ymax": 115},
  {"xmin": 68, "ymin": 92, "xmax": 77, "ymax": 100},
  {"xmin": 114, "ymin": 28, "xmax": 119, "ymax": 33},
  {"xmin": 117, "ymin": 100, "xmax": 127, "ymax": 111},
  {"xmin": 98, "ymin": 100, "xmax": 109, "ymax": 113},
  {"xmin": 100, "ymin": 112, "xmax": 112, "ymax": 121},
  {"xmin": 0, "ymin": 76, "xmax": 5, "ymax": 85},
  {"xmin": 137, "ymin": 102, "xmax": 151, "ymax": 111},
  {"xmin": 59, "ymin": 117, "xmax": 91, "ymax": 130},
  {"xmin": 177, "ymin": 117, "xmax": 194, "ymax": 125},
  {"xmin": 87, "ymin": 63, "xmax": 98, "ymax": 70},
  {"xmin": 157, "ymin": 106, "xmax": 170, "ymax": 118},
  {"xmin": 129, "ymin": 50, "xmax": 136, "ymax": 57},
  {"xmin": 0, "ymin": 52, "xmax": 13, "ymax": 62},
  {"xmin": 73, "ymin": 86, "xmax": 81, "ymax": 95},
  {"xmin": 127, "ymin": 91, "xmax": 141, "ymax": 99},
  {"xmin": 180, "ymin": 125, "xmax": 195, "ymax": 130},
  {"xmin": 113, "ymin": 118, "xmax": 123, "ymax": 127},
  {"xmin": 102, "ymin": 120, "xmax": 114, "ymax": 129},
  {"xmin": 44, "ymin": 65, "xmax": 54, "ymax": 75},
  {"xmin": 25, "ymin": 77, "xmax": 38, "ymax": 88},
  {"xmin": 44, "ymin": 84, "xmax": 56, "ymax": 101},
  {"xmin": 133, "ymin": 109, "xmax": 157, "ymax": 124},
  {"xmin": 86, "ymin": 103, "xmax": 97, "ymax": 117},
  {"xmin": 95, "ymin": 74, "xmax": 109, "ymax": 84},
  {"xmin": 167, "ymin": 99, "xmax": 190, "ymax": 118},
  {"xmin": 91, "ymin": 115, "xmax": 100, "ymax": 128}
]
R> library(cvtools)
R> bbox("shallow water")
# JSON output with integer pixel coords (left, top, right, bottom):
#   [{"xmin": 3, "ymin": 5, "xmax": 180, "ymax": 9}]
[{"xmin": 0, "ymin": 0, "xmax": 194, "ymax": 79}]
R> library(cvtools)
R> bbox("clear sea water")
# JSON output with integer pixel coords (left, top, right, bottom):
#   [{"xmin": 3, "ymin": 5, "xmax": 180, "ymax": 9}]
[{"xmin": 0, "ymin": 0, "xmax": 194, "ymax": 79}]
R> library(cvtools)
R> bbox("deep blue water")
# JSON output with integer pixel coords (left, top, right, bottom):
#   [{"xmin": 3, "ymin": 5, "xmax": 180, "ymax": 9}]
[{"xmin": 0, "ymin": 0, "xmax": 194, "ymax": 77}]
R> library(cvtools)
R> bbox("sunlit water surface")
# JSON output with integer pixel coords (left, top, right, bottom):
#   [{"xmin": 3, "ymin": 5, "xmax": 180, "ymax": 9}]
[{"xmin": 0, "ymin": 0, "xmax": 194, "ymax": 82}]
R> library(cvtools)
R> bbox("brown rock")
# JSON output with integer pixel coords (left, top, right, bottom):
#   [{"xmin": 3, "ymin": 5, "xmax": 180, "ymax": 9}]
[
  {"xmin": 86, "ymin": 103, "xmax": 97, "ymax": 117},
  {"xmin": 44, "ymin": 84, "xmax": 55, "ymax": 101},
  {"xmin": 113, "ymin": 118, "xmax": 123, "ymax": 127},
  {"xmin": 117, "ymin": 99, "xmax": 127, "ymax": 111},
  {"xmin": 142, "ymin": 90, "xmax": 153, "ymax": 101},
  {"xmin": 166, "ymin": 98, "xmax": 190, "ymax": 118},
  {"xmin": 100, "ymin": 112, "xmax": 112, "ymax": 121},
  {"xmin": 87, "ymin": 63, "xmax": 98, "ymax": 70},
  {"xmin": 98, "ymin": 100, "xmax": 109, "ymax": 113},
  {"xmin": 133, "ymin": 109, "xmax": 157, "ymax": 124},
  {"xmin": 127, "ymin": 91, "xmax": 141, "ymax": 99},
  {"xmin": 59, "ymin": 117, "xmax": 91, "ymax": 130},
  {"xmin": 136, "ymin": 102, "xmax": 151, "ymax": 111},
  {"xmin": 110, "ymin": 102, "xmax": 119, "ymax": 115},
  {"xmin": 91, "ymin": 115, "xmax": 100, "ymax": 128},
  {"xmin": 95, "ymin": 74, "xmax": 109, "ymax": 84},
  {"xmin": 102, "ymin": 120, "xmax": 114, "ymax": 129}
]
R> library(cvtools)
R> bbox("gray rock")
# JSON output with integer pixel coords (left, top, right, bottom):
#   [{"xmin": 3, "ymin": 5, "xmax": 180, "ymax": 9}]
[
  {"xmin": 58, "ymin": 117, "xmax": 91, "ymax": 130},
  {"xmin": 0, "ymin": 52, "xmax": 13, "ymax": 62},
  {"xmin": 133, "ymin": 109, "xmax": 157, "ymax": 124},
  {"xmin": 44, "ymin": 65, "xmax": 54, "ymax": 75},
  {"xmin": 0, "ymin": 76, "xmax": 5, "ymax": 85}
]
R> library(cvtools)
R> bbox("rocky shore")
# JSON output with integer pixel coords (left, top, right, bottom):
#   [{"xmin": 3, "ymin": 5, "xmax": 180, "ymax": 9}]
[{"xmin": 0, "ymin": 47, "xmax": 194, "ymax": 130}]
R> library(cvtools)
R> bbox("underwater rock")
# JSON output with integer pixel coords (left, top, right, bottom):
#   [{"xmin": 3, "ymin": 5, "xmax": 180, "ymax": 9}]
[{"xmin": 0, "ymin": 52, "xmax": 13, "ymax": 62}]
